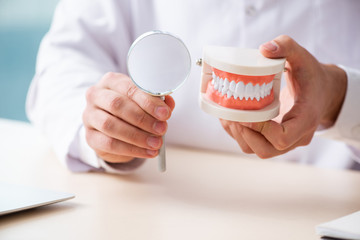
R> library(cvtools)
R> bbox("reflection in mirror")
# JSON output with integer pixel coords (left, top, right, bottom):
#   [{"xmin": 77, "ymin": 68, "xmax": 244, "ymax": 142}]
[{"xmin": 127, "ymin": 31, "xmax": 191, "ymax": 96}]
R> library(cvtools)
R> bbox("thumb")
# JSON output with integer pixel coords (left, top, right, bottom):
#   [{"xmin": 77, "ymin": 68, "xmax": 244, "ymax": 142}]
[
  {"xmin": 164, "ymin": 95, "xmax": 175, "ymax": 111},
  {"xmin": 259, "ymin": 35, "xmax": 315, "ymax": 69}
]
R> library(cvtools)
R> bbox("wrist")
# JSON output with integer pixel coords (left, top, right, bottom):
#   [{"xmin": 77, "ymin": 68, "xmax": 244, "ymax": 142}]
[{"xmin": 320, "ymin": 64, "xmax": 347, "ymax": 128}]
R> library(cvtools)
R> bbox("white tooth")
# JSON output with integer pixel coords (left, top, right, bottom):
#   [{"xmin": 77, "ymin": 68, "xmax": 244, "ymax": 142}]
[
  {"xmin": 221, "ymin": 87, "xmax": 227, "ymax": 95},
  {"xmin": 266, "ymin": 81, "xmax": 273, "ymax": 96},
  {"xmin": 269, "ymin": 81, "xmax": 273, "ymax": 90},
  {"xmin": 217, "ymin": 78, "xmax": 221, "ymax": 92},
  {"xmin": 265, "ymin": 82, "xmax": 271, "ymax": 96},
  {"xmin": 226, "ymin": 90, "xmax": 232, "ymax": 98},
  {"xmin": 218, "ymin": 78, "xmax": 224, "ymax": 95},
  {"xmin": 229, "ymin": 81, "xmax": 236, "ymax": 92},
  {"xmin": 214, "ymin": 76, "xmax": 219, "ymax": 90},
  {"xmin": 212, "ymin": 72, "xmax": 216, "ymax": 80},
  {"xmin": 223, "ymin": 78, "xmax": 229, "ymax": 91},
  {"xmin": 233, "ymin": 90, "xmax": 238, "ymax": 99},
  {"xmin": 245, "ymin": 83, "xmax": 254, "ymax": 100},
  {"xmin": 236, "ymin": 81, "xmax": 245, "ymax": 100},
  {"xmin": 211, "ymin": 78, "xmax": 215, "ymax": 85},
  {"xmin": 222, "ymin": 78, "xmax": 229, "ymax": 95},
  {"xmin": 264, "ymin": 83, "xmax": 268, "ymax": 96},
  {"xmin": 260, "ymin": 83, "xmax": 265, "ymax": 98},
  {"xmin": 254, "ymin": 84, "xmax": 260, "ymax": 101},
  {"xmin": 214, "ymin": 80, "xmax": 219, "ymax": 90}
]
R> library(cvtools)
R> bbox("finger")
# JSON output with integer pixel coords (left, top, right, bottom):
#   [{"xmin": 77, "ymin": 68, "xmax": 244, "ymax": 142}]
[
  {"xmin": 220, "ymin": 119, "xmax": 253, "ymax": 154},
  {"xmin": 240, "ymin": 110, "xmax": 316, "ymax": 151},
  {"xmin": 164, "ymin": 95, "xmax": 175, "ymax": 111},
  {"xmin": 86, "ymin": 107, "xmax": 163, "ymax": 150},
  {"xmin": 96, "ymin": 151, "xmax": 135, "ymax": 163},
  {"xmin": 241, "ymin": 127, "xmax": 314, "ymax": 159},
  {"xmin": 273, "ymin": 86, "xmax": 294, "ymax": 123},
  {"xmin": 259, "ymin": 35, "xmax": 323, "ymax": 96},
  {"xmin": 95, "ymin": 150, "xmax": 148, "ymax": 164},
  {"xmin": 85, "ymin": 128, "xmax": 159, "ymax": 159},
  {"xmin": 240, "ymin": 100, "xmax": 318, "ymax": 151},
  {"xmin": 241, "ymin": 127, "xmax": 288, "ymax": 158},
  {"xmin": 259, "ymin": 35, "xmax": 315, "ymax": 69},
  {"xmin": 228, "ymin": 122, "xmax": 254, "ymax": 154},
  {"xmin": 87, "ymin": 87, "xmax": 167, "ymax": 136},
  {"xmin": 219, "ymin": 119, "xmax": 235, "ymax": 138},
  {"xmin": 100, "ymin": 72, "xmax": 172, "ymax": 121},
  {"xmin": 256, "ymin": 35, "xmax": 323, "ymax": 151}
]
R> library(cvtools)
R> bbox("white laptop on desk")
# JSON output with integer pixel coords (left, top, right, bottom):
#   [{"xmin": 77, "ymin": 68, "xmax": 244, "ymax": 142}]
[
  {"xmin": 316, "ymin": 211, "xmax": 360, "ymax": 240},
  {"xmin": 0, "ymin": 182, "xmax": 75, "ymax": 216}
]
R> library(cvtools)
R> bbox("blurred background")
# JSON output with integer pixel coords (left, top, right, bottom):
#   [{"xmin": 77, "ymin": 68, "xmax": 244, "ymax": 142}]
[{"xmin": 0, "ymin": 0, "xmax": 59, "ymax": 122}]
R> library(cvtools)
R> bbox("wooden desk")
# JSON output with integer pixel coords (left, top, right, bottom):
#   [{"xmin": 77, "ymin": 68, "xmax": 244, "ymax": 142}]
[{"xmin": 1, "ymin": 119, "xmax": 360, "ymax": 240}]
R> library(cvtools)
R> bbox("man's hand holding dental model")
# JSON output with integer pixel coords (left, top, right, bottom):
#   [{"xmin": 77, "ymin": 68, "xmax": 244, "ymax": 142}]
[{"xmin": 221, "ymin": 35, "xmax": 347, "ymax": 159}]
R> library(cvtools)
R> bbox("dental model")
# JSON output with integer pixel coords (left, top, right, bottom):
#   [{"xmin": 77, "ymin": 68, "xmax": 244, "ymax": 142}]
[{"xmin": 199, "ymin": 46, "xmax": 285, "ymax": 122}]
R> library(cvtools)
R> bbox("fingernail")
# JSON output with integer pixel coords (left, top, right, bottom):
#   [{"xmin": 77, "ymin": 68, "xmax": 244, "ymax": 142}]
[
  {"xmin": 146, "ymin": 149, "xmax": 158, "ymax": 156},
  {"xmin": 147, "ymin": 136, "xmax": 161, "ymax": 149},
  {"xmin": 262, "ymin": 41, "xmax": 278, "ymax": 52},
  {"xmin": 155, "ymin": 106, "xmax": 169, "ymax": 119},
  {"xmin": 153, "ymin": 121, "xmax": 166, "ymax": 134}
]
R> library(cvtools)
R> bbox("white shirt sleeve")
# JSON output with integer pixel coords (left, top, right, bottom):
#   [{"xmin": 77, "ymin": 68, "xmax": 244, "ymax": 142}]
[
  {"xmin": 26, "ymin": 0, "xmax": 144, "ymax": 173},
  {"xmin": 316, "ymin": 66, "xmax": 360, "ymax": 162}
]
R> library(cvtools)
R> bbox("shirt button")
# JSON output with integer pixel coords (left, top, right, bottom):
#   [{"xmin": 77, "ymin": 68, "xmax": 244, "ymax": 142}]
[{"xmin": 245, "ymin": 5, "xmax": 257, "ymax": 16}]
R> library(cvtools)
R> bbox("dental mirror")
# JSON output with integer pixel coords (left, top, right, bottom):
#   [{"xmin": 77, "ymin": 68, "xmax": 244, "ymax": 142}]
[{"xmin": 127, "ymin": 31, "xmax": 191, "ymax": 172}]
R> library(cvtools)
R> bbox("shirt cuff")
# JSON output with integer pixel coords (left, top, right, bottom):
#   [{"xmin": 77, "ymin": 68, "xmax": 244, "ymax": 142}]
[
  {"xmin": 68, "ymin": 125, "xmax": 145, "ymax": 174},
  {"xmin": 316, "ymin": 65, "xmax": 360, "ymax": 162},
  {"xmin": 98, "ymin": 157, "xmax": 146, "ymax": 174}
]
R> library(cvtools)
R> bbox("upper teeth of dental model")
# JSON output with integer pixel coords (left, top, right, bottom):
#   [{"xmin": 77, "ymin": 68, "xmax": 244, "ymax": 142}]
[
  {"xmin": 211, "ymin": 72, "xmax": 273, "ymax": 101},
  {"xmin": 205, "ymin": 68, "xmax": 275, "ymax": 110}
]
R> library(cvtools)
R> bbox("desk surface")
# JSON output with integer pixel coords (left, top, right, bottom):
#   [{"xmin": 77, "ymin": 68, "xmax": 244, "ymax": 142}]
[{"xmin": 1, "ymin": 119, "xmax": 360, "ymax": 240}]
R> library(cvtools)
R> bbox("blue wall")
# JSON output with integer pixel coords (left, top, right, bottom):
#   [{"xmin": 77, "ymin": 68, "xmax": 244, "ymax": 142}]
[{"xmin": 0, "ymin": 0, "xmax": 59, "ymax": 122}]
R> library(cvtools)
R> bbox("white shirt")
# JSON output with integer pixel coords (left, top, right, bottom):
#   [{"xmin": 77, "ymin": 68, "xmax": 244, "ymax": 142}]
[{"xmin": 26, "ymin": 0, "xmax": 360, "ymax": 173}]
